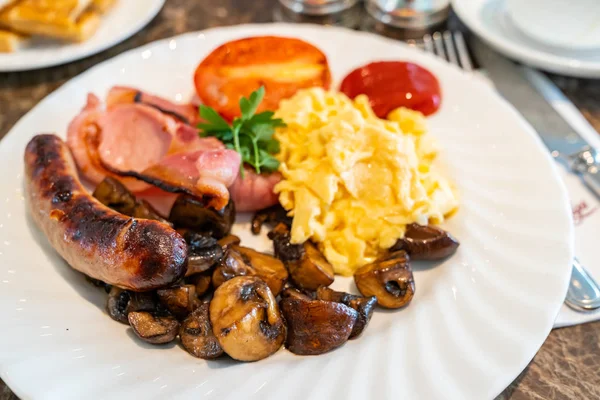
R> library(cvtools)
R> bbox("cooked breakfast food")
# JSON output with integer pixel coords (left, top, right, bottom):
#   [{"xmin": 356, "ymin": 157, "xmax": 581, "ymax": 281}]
[
  {"xmin": 194, "ymin": 36, "xmax": 331, "ymax": 121},
  {"xmin": 0, "ymin": 0, "xmax": 117, "ymax": 52},
  {"xmin": 0, "ymin": 28, "xmax": 27, "ymax": 52},
  {"xmin": 274, "ymin": 88, "xmax": 458, "ymax": 275},
  {"xmin": 24, "ymin": 35, "xmax": 460, "ymax": 362},
  {"xmin": 24, "ymin": 135, "xmax": 188, "ymax": 291}
]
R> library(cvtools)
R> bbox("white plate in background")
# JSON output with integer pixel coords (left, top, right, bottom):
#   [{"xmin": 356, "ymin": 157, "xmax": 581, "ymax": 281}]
[
  {"xmin": 0, "ymin": 24, "xmax": 573, "ymax": 399},
  {"xmin": 0, "ymin": 0, "xmax": 164, "ymax": 72},
  {"xmin": 453, "ymin": 0, "xmax": 600, "ymax": 78},
  {"xmin": 506, "ymin": 0, "xmax": 600, "ymax": 51}
]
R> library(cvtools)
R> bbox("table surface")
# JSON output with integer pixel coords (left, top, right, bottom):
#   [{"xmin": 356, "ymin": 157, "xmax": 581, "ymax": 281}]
[{"xmin": 2, "ymin": 1, "xmax": 600, "ymax": 399}]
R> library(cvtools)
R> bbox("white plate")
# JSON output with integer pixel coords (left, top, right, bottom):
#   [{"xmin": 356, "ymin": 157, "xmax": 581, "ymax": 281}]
[
  {"xmin": 452, "ymin": 0, "xmax": 600, "ymax": 78},
  {"xmin": 505, "ymin": 0, "xmax": 600, "ymax": 51},
  {"xmin": 0, "ymin": 0, "xmax": 164, "ymax": 72},
  {"xmin": 0, "ymin": 24, "xmax": 573, "ymax": 400}
]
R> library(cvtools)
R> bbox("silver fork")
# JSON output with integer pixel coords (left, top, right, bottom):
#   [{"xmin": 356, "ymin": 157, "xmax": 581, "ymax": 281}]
[{"xmin": 417, "ymin": 31, "xmax": 600, "ymax": 312}]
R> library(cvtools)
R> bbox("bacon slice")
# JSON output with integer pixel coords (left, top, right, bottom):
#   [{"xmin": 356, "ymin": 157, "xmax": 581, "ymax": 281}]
[
  {"xmin": 67, "ymin": 87, "xmax": 246, "ymax": 212},
  {"xmin": 229, "ymin": 168, "xmax": 281, "ymax": 212},
  {"xmin": 98, "ymin": 104, "xmax": 173, "ymax": 173},
  {"xmin": 107, "ymin": 86, "xmax": 199, "ymax": 125},
  {"xmin": 66, "ymin": 94, "xmax": 150, "ymax": 192},
  {"xmin": 103, "ymin": 149, "xmax": 241, "ymax": 210}
]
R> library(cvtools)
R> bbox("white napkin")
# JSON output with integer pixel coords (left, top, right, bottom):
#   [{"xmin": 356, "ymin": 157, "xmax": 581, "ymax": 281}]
[{"xmin": 519, "ymin": 69, "xmax": 600, "ymax": 328}]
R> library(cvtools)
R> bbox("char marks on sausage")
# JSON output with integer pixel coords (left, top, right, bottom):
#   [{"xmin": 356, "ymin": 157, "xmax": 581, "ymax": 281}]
[{"xmin": 25, "ymin": 134, "xmax": 188, "ymax": 291}]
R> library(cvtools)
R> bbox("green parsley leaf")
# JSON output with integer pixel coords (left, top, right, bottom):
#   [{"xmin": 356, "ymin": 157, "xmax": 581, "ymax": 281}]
[
  {"xmin": 197, "ymin": 86, "xmax": 285, "ymax": 177},
  {"xmin": 199, "ymin": 105, "xmax": 230, "ymax": 131}
]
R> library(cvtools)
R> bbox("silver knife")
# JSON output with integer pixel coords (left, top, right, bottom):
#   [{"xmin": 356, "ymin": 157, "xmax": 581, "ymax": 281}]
[
  {"xmin": 471, "ymin": 37, "xmax": 600, "ymax": 311},
  {"xmin": 471, "ymin": 38, "xmax": 600, "ymax": 199}
]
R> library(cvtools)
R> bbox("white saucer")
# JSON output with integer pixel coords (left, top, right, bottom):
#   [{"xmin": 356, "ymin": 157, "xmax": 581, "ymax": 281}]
[
  {"xmin": 0, "ymin": 0, "xmax": 165, "ymax": 72},
  {"xmin": 452, "ymin": 0, "xmax": 600, "ymax": 78}
]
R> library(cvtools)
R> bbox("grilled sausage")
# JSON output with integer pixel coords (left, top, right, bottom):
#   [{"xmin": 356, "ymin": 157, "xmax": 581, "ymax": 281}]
[{"xmin": 24, "ymin": 134, "xmax": 188, "ymax": 291}]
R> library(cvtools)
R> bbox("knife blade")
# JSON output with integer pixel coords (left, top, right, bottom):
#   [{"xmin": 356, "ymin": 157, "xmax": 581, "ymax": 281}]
[{"xmin": 470, "ymin": 37, "xmax": 600, "ymax": 198}]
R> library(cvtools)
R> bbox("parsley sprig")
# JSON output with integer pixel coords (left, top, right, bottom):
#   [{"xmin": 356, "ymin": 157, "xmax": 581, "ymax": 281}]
[{"xmin": 198, "ymin": 87, "xmax": 286, "ymax": 177}]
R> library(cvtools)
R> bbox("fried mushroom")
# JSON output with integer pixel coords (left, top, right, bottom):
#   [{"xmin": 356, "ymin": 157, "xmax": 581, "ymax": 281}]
[
  {"xmin": 169, "ymin": 195, "xmax": 235, "ymax": 238},
  {"xmin": 128, "ymin": 311, "xmax": 180, "ymax": 344},
  {"xmin": 209, "ymin": 276, "xmax": 286, "ymax": 362},
  {"xmin": 288, "ymin": 242, "xmax": 334, "ymax": 290},
  {"xmin": 281, "ymin": 287, "xmax": 314, "ymax": 301},
  {"xmin": 183, "ymin": 232, "xmax": 223, "ymax": 276},
  {"xmin": 217, "ymin": 234, "xmax": 241, "ymax": 250},
  {"xmin": 315, "ymin": 286, "xmax": 377, "ymax": 339},
  {"xmin": 93, "ymin": 177, "xmax": 167, "ymax": 223},
  {"xmin": 157, "ymin": 285, "xmax": 199, "ymax": 319},
  {"xmin": 354, "ymin": 251, "xmax": 415, "ymax": 309},
  {"xmin": 180, "ymin": 302, "xmax": 223, "ymax": 359},
  {"xmin": 268, "ymin": 224, "xmax": 333, "ymax": 290},
  {"xmin": 391, "ymin": 223, "xmax": 459, "ymax": 260},
  {"xmin": 251, "ymin": 204, "xmax": 292, "ymax": 234},
  {"xmin": 106, "ymin": 287, "xmax": 156, "ymax": 324},
  {"xmin": 268, "ymin": 223, "xmax": 304, "ymax": 262},
  {"xmin": 280, "ymin": 298, "xmax": 357, "ymax": 355},
  {"xmin": 188, "ymin": 272, "xmax": 212, "ymax": 297},
  {"xmin": 212, "ymin": 246, "xmax": 288, "ymax": 296}
]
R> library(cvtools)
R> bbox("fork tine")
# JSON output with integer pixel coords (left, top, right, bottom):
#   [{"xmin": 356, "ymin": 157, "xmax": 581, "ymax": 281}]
[
  {"xmin": 453, "ymin": 31, "xmax": 473, "ymax": 72},
  {"xmin": 423, "ymin": 33, "xmax": 434, "ymax": 55},
  {"xmin": 442, "ymin": 31, "xmax": 459, "ymax": 66},
  {"xmin": 432, "ymin": 32, "xmax": 447, "ymax": 61}
]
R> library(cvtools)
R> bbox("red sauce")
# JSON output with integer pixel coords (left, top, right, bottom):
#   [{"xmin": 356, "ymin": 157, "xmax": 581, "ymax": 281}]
[{"xmin": 340, "ymin": 61, "xmax": 441, "ymax": 118}]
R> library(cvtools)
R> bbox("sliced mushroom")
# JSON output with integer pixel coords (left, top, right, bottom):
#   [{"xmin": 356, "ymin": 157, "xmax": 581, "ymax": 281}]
[
  {"xmin": 210, "ymin": 276, "xmax": 286, "ymax": 361},
  {"xmin": 251, "ymin": 204, "xmax": 292, "ymax": 234},
  {"xmin": 217, "ymin": 234, "xmax": 241, "ymax": 250},
  {"xmin": 183, "ymin": 232, "xmax": 223, "ymax": 276},
  {"xmin": 280, "ymin": 298, "xmax": 357, "ymax": 355},
  {"xmin": 106, "ymin": 287, "xmax": 156, "ymax": 324},
  {"xmin": 391, "ymin": 224, "xmax": 459, "ymax": 260},
  {"xmin": 157, "ymin": 285, "xmax": 199, "ymax": 319},
  {"xmin": 315, "ymin": 286, "xmax": 377, "ymax": 339},
  {"xmin": 187, "ymin": 272, "xmax": 212, "ymax": 297},
  {"xmin": 354, "ymin": 251, "xmax": 415, "ymax": 309},
  {"xmin": 169, "ymin": 195, "xmax": 235, "ymax": 238},
  {"xmin": 212, "ymin": 247, "xmax": 252, "ymax": 288},
  {"xmin": 93, "ymin": 177, "xmax": 167, "ymax": 223},
  {"xmin": 128, "ymin": 311, "xmax": 180, "ymax": 344},
  {"xmin": 212, "ymin": 246, "xmax": 288, "ymax": 296},
  {"xmin": 180, "ymin": 302, "xmax": 223, "ymax": 359},
  {"xmin": 268, "ymin": 223, "xmax": 304, "ymax": 263},
  {"xmin": 288, "ymin": 242, "xmax": 334, "ymax": 291},
  {"xmin": 268, "ymin": 224, "xmax": 333, "ymax": 291},
  {"xmin": 281, "ymin": 287, "xmax": 314, "ymax": 301}
]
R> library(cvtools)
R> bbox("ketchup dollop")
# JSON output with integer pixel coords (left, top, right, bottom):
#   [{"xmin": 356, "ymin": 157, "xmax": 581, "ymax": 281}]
[{"xmin": 340, "ymin": 61, "xmax": 441, "ymax": 118}]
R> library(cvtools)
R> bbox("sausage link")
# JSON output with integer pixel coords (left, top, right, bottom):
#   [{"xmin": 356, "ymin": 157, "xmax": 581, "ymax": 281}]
[{"xmin": 24, "ymin": 134, "xmax": 188, "ymax": 291}]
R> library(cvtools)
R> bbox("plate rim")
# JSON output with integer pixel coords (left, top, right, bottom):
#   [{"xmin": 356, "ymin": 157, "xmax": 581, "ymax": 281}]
[
  {"xmin": 451, "ymin": 0, "xmax": 600, "ymax": 78},
  {"xmin": 0, "ymin": 23, "xmax": 574, "ymax": 400},
  {"xmin": 0, "ymin": 0, "xmax": 166, "ymax": 72}
]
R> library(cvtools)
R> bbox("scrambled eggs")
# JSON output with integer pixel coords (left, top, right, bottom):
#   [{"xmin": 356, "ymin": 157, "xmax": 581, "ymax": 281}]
[{"xmin": 274, "ymin": 88, "xmax": 458, "ymax": 276}]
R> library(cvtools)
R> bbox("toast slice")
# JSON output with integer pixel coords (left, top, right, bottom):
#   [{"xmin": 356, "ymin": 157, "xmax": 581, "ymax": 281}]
[
  {"xmin": 69, "ymin": 9, "xmax": 99, "ymax": 42},
  {"xmin": 0, "ymin": 28, "xmax": 28, "ymax": 52},
  {"xmin": 0, "ymin": 0, "xmax": 100, "ymax": 42},
  {"xmin": 91, "ymin": 0, "xmax": 117, "ymax": 14},
  {"xmin": 0, "ymin": 0, "xmax": 18, "ymax": 12}
]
